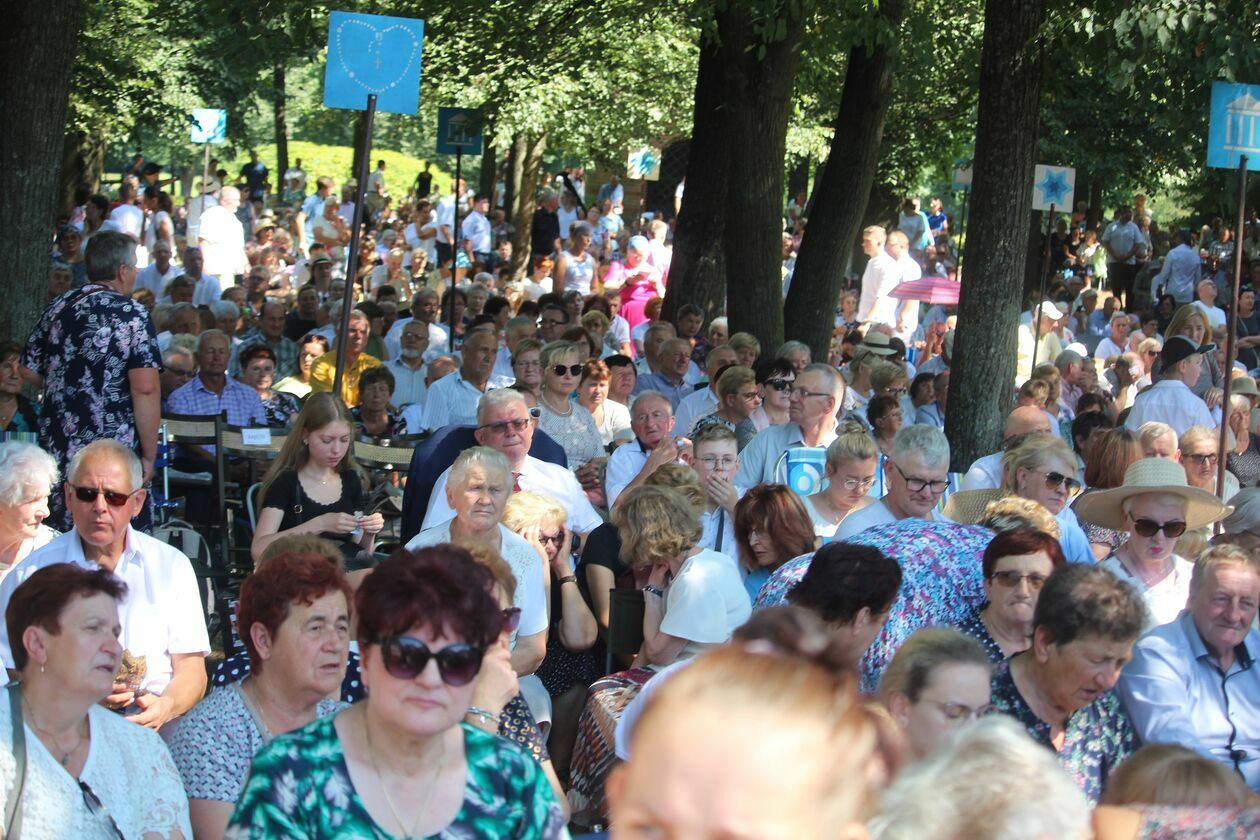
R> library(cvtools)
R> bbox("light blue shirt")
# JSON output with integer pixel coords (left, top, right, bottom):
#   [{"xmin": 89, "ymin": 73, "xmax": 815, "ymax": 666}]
[
  {"xmin": 735, "ymin": 423, "xmax": 839, "ymax": 487},
  {"xmin": 1154, "ymin": 243, "xmax": 1203, "ymax": 304},
  {"xmin": 1118, "ymin": 611, "xmax": 1260, "ymax": 791},
  {"xmin": 1055, "ymin": 506, "xmax": 1094, "ymax": 565}
]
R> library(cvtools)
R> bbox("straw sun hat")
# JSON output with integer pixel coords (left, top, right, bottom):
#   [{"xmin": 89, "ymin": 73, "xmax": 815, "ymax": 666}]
[{"xmin": 1073, "ymin": 458, "xmax": 1232, "ymax": 531}]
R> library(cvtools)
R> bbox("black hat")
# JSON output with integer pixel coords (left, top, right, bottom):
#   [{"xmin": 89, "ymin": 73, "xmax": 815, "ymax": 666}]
[{"xmin": 1160, "ymin": 334, "xmax": 1215, "ymax": 369}]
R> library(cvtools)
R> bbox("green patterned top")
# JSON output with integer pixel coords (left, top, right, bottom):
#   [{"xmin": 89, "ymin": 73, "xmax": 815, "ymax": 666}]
[{"xmin": 225, "ymin": 715, "xmax": 569, "ymax": 839}]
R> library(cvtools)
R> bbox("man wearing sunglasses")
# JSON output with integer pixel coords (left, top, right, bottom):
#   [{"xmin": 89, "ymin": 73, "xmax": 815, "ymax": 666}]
[
  {"xmin": 736, "ymin": 364, "xmax": 846, "ymax": 486},
  {"xmin": 833, "ymin": 424, "xmax": 952, "ymax": 541},
  {"xmin": 421, "ymin": 389, "xmax": 603, "ymax": 536},
  {"xmin": 0, "ymin": 440, "xmax": 209, "ymax": 731}
]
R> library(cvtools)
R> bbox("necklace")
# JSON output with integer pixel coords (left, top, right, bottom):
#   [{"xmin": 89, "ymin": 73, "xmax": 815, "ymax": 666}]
[
  {"xmin": 1117, "ymin": 546, "xmax": 1172, "ymax": 588},
  {"xmin": 540, "ymin": 391, "xmax": 572, "ymax": 416},
  {"xmin": 23, "ymin": 698, "xmax": 86, "ymax": 767},
  {"xmin": 302, "ymin": 466, "xmax": 336, "ymax": 486},
  {"xmin": 363, "ymin": 713, "xmax": 445, "ymax": 838}
]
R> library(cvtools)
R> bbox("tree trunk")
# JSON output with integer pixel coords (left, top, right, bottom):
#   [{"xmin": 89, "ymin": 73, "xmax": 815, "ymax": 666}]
[
  {"xmin": 508, "ymin": 132, "xmax": 546, "ymax": 283},
  {"xmin": 1, "ymin": 0, "xmax": 80, "ymax": 341},
  {"xmin": 784, "ymin": 0, "xmax": 903, "ymax": 359},
  {"xmin": 662, "ymin": 37, "xmax": 730, "ymax": 324},
  {"xmin": 1088, "ymin": 179, "xmax": 1104, "ymax": 229},
  {"xmin": 503, "ymin": 141, "xmax": 516, "ymax": 219},
  {"xmin": 58, "ymin": 128, "xmax": 106, "ymax": 217},
  {"xmin": 479, "ymin": 143, "xmax": 497, "ymax": 199},
  {"xmin": 945, "ymin": 0, "xmax": 1047, "ymax": 472},
  {"xmin": 273, "ymin": 60, "xmax": 289, "ymax": 181},
  {"xmin": 716, "ymin": 4, "xmax": 807, "ymax": 353}
]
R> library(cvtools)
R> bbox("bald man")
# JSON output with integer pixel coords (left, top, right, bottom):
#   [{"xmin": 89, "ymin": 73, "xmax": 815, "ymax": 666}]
[{"xmin": 960, "ymin": 405, "xmax": 1055, "ymax": 490}]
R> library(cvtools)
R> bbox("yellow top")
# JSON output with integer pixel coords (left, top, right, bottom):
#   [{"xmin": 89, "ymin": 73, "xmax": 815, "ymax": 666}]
[{"xmin": 309, "ymin": 350, "xmax": 382, "ymax": 406}]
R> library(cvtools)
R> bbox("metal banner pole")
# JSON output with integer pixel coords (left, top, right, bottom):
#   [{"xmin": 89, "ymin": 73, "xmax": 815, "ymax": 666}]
[
  {"xmin": 332, "ymin": 93, "xmax": 378, "ymax": 401},
  {"xmin": 450, "ymin": 147, "xmax": 462, "ymax": 341},
  {"xmin": 1030, "ymin": 204, "xmax": 1056, "ymax": 371},
  {"xmin": 957, "ymin": 188, "xmax": 969, "ymax": 274},
  {"xmin": 1216, "ymin": 154, "xmax": 1249, "ymax": 501}
]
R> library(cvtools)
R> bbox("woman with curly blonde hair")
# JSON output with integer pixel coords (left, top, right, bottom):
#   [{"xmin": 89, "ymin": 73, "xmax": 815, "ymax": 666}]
[{"xmin": 614, "ymin": 485, "xmax": 751, "ymax": 668}]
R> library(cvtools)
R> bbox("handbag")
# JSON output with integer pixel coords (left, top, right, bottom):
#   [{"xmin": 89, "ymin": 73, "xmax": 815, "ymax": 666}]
[{"xmin": 5, "ymin": 681, "xmax": 26, "ymax": 839}]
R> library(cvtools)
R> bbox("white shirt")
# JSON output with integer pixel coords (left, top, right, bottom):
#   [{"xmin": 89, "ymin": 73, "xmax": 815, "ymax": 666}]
[
  {"xmin": 190, "ymin": 273, "xmax": 224, "ymax": 307},
  {"xmin": 0, "ymin": 527, "xmax": 211, "ymax": 692},
  {"xmin": 659, "ymin": 548, "xmax": 751, "ymax": 660},
  {"xmin": 110, "ymin": 203, "xmax": 144, "ymax": 239},
  {"xmin": 857, "ymin": 252, "xmax": 901, "ymax": 326},
  {"xmin": 1193, "ymin": 301, "xmax": 1227, "ymax": 329},
  {"xmin": 1094, "ymin": 335, "xmax": 1127, "ymax": 360},
  {"xmin": 734, "ymin": 423, "xmax": 839, "ymax": 487},
  {"xmin": 423, "ymin": 455, "xmax": 604, "ymax": 534},
  {"xmin": 135, "ymin": 262, "xmax": 180, "ymax": 297},
  {"xmin": 385, "ymin": 357, "xmax": 428, "ymax": 408},
  {"xmin": 0, "ymin": 703, "xmax": 193, "ymax": 838},
  {"xmin": 435, "ymin": 196, "xmax": 456, "ymax": 244},
  {"xmin": 1102, "ymin": 219, "xmax": 1143, "ymax": 264},
  {"xmin": 198, "ymin": 205, "xmax": 247, "ymax": 280},
  {"xmin": 595, "ymin": 399, "xmax": 634, "ymax": 446},
  {"xmin": 1099, "ymin": 553, "xmax": 1195, "ymax": 630},
  {"xmin": 831, "ymin": 499, "xmax": 949, "ymax": 542},
  {"xmin": 461, "ymin": 209, "xmax": 492, "ymax": 253},
  {"xmin": 672, "ymin": 387, "xmax": 719, "ymax": 439},
  {"xmin": 605, "ymin": 439, "xmax": 653, "ymax": 507},
  {"xmin": 893, "ymin": 252, "xmax": 922, "ymax": 340},
  {"xmin": 488, "ymin": 346, "xmax": 516, "ymax": 390},
  {"xmin": 407, "ymin": 522, "xmax": 547, "ymax": 642},
  {"xmin": 1124, "ymin": 378, "xmax": 1217, "ymax": 437},
  {"xmin": 961, "ymin": 451, "xmax": 1003, "ymax": 490},
  {"xmin": 417, "ymin": 370, "xmax": 485, "ymax": 430}
]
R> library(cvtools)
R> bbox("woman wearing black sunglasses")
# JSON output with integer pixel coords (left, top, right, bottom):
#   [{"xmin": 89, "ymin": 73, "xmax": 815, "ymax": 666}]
[
  {"xmin": 537, "ymin": 340, "xmax": 606, "ymax": 504},
  {"xmin": 228, "ymin": 546, "xmax": 568, "ymax": 837},
  {"xmin": 1001, "ymin": 434, "xmax": 1096, "ymax": 566},
  {"xmin": 1076, "ymin": 458, "xmax": 1230, "ymax": 630}
]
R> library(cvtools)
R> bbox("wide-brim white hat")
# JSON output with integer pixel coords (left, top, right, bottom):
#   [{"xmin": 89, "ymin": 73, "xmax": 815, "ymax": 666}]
[{"xmin": 1073, "ymin": 458, "xmax": 1232, "ymax": 531}]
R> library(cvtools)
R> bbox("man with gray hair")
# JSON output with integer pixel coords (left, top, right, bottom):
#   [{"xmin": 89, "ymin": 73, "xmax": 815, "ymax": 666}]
[
  {"xmin": 633, "ymin": 337, "xmax": 693, "ymax": 410},
  {"xmin": 180, "ymin": 246, "xmax": 223, "ymax": 306},
  {"xmin": 605, "ymin": 391, "xmax": 681, "ymax": 507},
  {"xmin": 23, "ymin": 231, "xmax": 161, "ymax": 531},
  {"xmin": 1054, "ymin": 348, "xmax": 1086, "ymax": 415},
  {"xmin": 197, "ymin": 185, "xmax": 248, "ymax": 284},
  {"xmin": 833, "ymin": 424, "xmax": 952, "ymax": 540},
  {"xmin": 736, "ymin": 363, "xmax": 847, "ymax": 485},
  {"xmin": 0, "ymin": 440, "xmax": 210, "ymax": 730},
  {"xmin": 421, "ymin": 388, "xmax": 603, "ymax": 534},
  {"xmin": 135, "ymin": 239, "xmax": 178, "ymax": 298},
  {"xmin": 160, "ymin": 345, "xmax": 196, "ymax": 408},
  {"xmin": 168, "ymin": 330, "xmax": 265, "ymax": 451}
]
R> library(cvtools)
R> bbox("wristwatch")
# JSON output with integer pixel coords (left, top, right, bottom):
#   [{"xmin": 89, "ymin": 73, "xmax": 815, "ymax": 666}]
[{"xmin": 643, "ymin": 585, "xmax": 665, "ymax": 598}]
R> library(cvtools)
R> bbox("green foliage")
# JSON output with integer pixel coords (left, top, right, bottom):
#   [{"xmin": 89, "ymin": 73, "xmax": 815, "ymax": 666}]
[{"xmin": 217, "ymin": 140, "xmax": 451, "ymax": 197}]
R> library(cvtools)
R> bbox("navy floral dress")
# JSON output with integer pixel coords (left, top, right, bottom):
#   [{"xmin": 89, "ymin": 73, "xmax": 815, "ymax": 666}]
[
  {"xmin": 22, "ymin": 283, "xmax": 161, "ymax": 530},
  {"xmin": 988, "ymin": 657, "xmax": 1136, "ymax": 803}
]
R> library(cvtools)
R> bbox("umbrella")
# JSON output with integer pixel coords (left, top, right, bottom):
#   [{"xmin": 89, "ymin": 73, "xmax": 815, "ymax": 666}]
[
  {"xmin": 888, "ymin": 275, "xmax": 961, "ymax": 305},
  {"xmin": 754, "ymin": 520, "xmax": 991, "ymax": 694}
]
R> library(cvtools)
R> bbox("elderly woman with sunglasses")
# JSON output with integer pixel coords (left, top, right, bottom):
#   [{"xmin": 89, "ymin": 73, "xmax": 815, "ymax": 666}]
[
  {"xmin": 1076, "ymin": 458, "xmax": 1231, "ymax": 629},
  {"xmin": 406, "ymin": 447, "xmax": 549, "ymax": 676},
  {"xmin": 227, "ymin": 546, "xmax": 567, "ymax": 837},
  {"xmin": 1179, "ymin": 424, "xmax": 1241, "ymax": 499},
  {"xmin": 1001, "ymin": 433, "xmax": 1095, "ymax": 565},
  {"xmin": 0, "ymin": 564, "xmax": 192, "ymax": 838},
  {"xmin": 953, "ymin": 527, "xmax": 1067, "ymax": 662}
]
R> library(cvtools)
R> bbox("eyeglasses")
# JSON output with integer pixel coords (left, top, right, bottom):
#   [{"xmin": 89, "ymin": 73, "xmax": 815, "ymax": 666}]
[
  {"xmin": 989, "ymin": 570, "xmax": 1049, "ymax": 590},
  {"xmin": 889, "ymin": 461, "xmax": 950, "ymax": 494},
  {"xmin": 1131, "ymin": 518, "xmax": 1188, "ymax": 538},
  {"xmin": 698, "ymin": 455, "xmax": 738, "ymax": 470},
  {"xmin": 79, "ymin": 779, "xmax": 126, "ymax": 839},
  {"xmin": 922, "ymin": 699, "xmax": 992, "ymax": 723},
  {"xmin": 69, "ymin": 484, "xmax": 140, "ymax": 507},
  {"xmin": 737, "ymin": 391, "xmax": 761, "ymax": 402},
  {"xmin": 540, "ymin": 318, "xmax": 567, "ymax": 328},
  {"xmin": 538, "ymin": 531, "xmax": 566, "ymax": 546},
  {"xmin": 167, "ymin": 367, "xmax": 196, "ymax": 378},
  {"xmin": 1031, "ymin": 470, "xmax": 1083, "ymax": 496},
  {"xmin": 789, "ymin": 387, "xmax": 831, "ymax": 400},
  {"xmin": 763, "ymin": 378, "xmax": 794, "ymax": 392},
  {"xmin": 501, "ymin": 607, "xmax": 522, "ymax": 635},
  {"xmin": 376, "ymin": 636, "xmax": 484, "ymax": 685},
  {"xmin": 1184, "ymin": 452, "xmax": 1218, "ymax": 465},
  {"xmin": 477, "ymin": 409, "xmax": 539, "ymax": 435},
  {"xmin": 551, "ymin": 364, "xmax": 582, "ymax": 377},
  {"xmin": 835, "ymin": 476, "xmax": 876, "ymax": 491},
  {"xmin": 883, "ymin": 387, "xmax": 908, "ymax": 397}
]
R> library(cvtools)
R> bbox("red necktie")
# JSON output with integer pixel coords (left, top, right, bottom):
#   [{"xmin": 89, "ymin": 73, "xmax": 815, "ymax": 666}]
[{"xmin": 513, "ymin": 472, "xmax": 522, "ymax": 492}]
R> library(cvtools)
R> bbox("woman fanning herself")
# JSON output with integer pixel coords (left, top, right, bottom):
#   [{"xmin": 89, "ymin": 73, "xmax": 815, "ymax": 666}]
[
  {"xmin": 227, "ymin": 547, "xmax": 567, "ymax": 837},
  {"xmin": 251, "ymin": 394, "xmax": 385, "ymax": 569}
]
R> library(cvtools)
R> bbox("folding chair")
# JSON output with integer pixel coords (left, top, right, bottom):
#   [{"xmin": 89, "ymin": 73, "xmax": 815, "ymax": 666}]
[
  {"xmin": 161, "ymin": 412, "xmax": 228, "ymax": 568},
  {"xmin": 154, "ymin": 518, "xmax": 242, "ymax": 653},
  {"xmin": 605, "ymin": 588, "xmax": 646, "ymax": 674},
  {"xmin": 219, "ymin": 426, "xmax": 287, "ymax": 565}
]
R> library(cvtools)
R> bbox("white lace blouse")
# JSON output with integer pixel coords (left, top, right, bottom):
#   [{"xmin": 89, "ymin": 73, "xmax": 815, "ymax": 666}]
[{"xmin": 0, "ymin": 700, "xmax": 192, "ymax": 838}]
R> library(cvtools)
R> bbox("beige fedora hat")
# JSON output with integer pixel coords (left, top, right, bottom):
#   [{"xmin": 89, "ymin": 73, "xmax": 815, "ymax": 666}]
[{"xmin": 1073, "ymin": 458, "xmax": 1232, "ymax": 531}]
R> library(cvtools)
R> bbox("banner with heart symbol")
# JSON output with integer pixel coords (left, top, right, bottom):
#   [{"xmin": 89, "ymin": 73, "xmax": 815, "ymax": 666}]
[{"xmin": 324, "ymin": 11, "xmax": 425, "ymax": 115}]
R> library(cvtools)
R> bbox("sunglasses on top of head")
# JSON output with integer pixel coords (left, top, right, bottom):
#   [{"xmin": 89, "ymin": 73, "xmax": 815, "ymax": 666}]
[{"xmin": 376, "ymin": 635, "xmax": 484, "ymax": 686}]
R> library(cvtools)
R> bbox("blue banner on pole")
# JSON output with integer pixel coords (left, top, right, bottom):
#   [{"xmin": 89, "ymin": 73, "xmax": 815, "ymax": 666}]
[
  {"xmin": 190, "ymin": 109, "xmax": 227, "ymax": 144},
  {"xmin": 437, "ymin": 108, "xmax": 484, "ymax": 155},
  {"xmin": 1208, "ymin": 81, "xmax": 1260, "ymax": 171},
  {"xmin": 324, "ymin": 11, "xmax": 424, "ymax": 115}
]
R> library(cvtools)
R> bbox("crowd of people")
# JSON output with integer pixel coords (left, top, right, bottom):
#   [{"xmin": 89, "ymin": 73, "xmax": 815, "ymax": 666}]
[{"xmin": 0, "ymin": 158, "xmax": 1258, "ymax": 838}]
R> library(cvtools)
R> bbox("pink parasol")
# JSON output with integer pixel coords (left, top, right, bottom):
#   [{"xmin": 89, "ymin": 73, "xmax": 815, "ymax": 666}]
[{"xmin": 888, "ymin": 275, "xmax": 961, "ymax": 305}]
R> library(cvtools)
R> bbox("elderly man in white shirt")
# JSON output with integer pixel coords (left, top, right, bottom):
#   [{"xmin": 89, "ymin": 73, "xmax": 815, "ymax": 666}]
[
  {"xmin": 1125, "ymin": 335, "xmax": 1219, "ymax": 436},
  {"xmin": 832, "ymin": 424, "xmax": 952, "ymax": 541},
  {"xmin": 736, "ymin": 364, "xmax": 846, "ymax": 486},
  {"xmin": 886, "ymin": 230, "xmax": 922, "ymax": 341},
  {"xmin": 197, "ymin": 185, "xmax": 248, "ymax": 284},
  {"xmin": 856, "ymin": 225, "xmax": 901, "ymax": 327},
  {"xmin": 385, "ymin": 318, "xmax": 431, "ymax": 409},
  {"xmin": 0, "ymin": 441, "xmax": 208, "ymax": 731},
  {"xmin": 422, "ymin": 389, "xmax": 603, "ymax": 535},
  {"xmin": 605, "ymin": 391, "xmax": 685, "ymax": 508},
  {"xmin": 672, "ymin": 345, "xmax": 738, "ymax": 438}
]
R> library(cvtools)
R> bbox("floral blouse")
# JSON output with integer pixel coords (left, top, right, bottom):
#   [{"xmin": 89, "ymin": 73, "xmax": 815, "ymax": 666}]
[
  {"xmin": 988, "ymin": 657, "xmax": 1135, "ymax": 803},
  {"xmin": 226, "ymin": 716, "xmax": 569, "ymax": 839},
  {"xmin": 1134, "ymin": 806, "xmax": 1260, "ymax": 839},
  {"xmin": 260, "ymin": 389, "xmax": 301, "ymax": 428}
]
